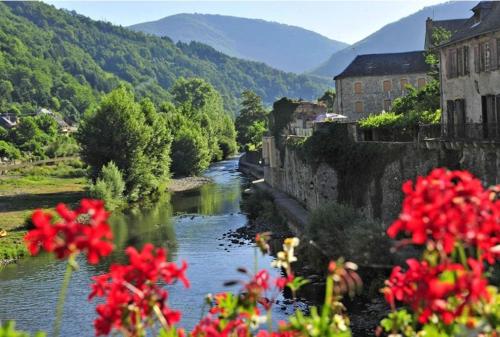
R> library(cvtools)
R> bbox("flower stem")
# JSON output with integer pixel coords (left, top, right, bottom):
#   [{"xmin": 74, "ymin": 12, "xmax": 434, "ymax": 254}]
[
  {"xmin": 52, "ymin": 255, "xmax": 75, "ymax": 337},
  {"xmin": 456, "ymin": 243, "xmax": 468, "ymax": 269},
  {"xmin": 254, "ymin": 247, "xmax": 258, "ymax": 274},
  {"xmin": 321, "ymin": 274, "xmax": 333, "ymax": 325},
  {"xmin": 267, "ymin": 307, "xmax": 272, "ymax": 332}
]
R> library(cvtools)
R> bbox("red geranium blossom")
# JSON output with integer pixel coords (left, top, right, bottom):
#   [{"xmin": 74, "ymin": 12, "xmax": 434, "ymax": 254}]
[
  {"xmin": 89, "ymin": 243, "xmax": 189, "ymax": 336},
  {"xmin": 383, "ymin": 258, "xmax": 490, "ymax": 325},
  {"xmin": 24, "ymin": 199, "xmax": 113, "ymax": 264},
  {"xmin": 387, "ymin": 169, "xmax": 500, "ymax": 263},
  {"xmin": 191, "ymin": 314, "xmax": 249, "ymax": 337}
]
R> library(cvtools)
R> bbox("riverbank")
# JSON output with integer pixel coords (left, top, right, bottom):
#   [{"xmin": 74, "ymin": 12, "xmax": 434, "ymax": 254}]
[
  {"xmin": 0, "ymin": 165, "xmax": 215, "ymax": 265},
  {"xmin": 0, "ymin": 162, "xmax": 86, "ymax": 265}
]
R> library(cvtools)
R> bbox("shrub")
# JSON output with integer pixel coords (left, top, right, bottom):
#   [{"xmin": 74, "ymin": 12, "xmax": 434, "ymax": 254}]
[
  {"xmin": 89, "ymin": 161, "xmax": 125, "ymax": 210},
  {"xmin": 359, "ymin": 112, "xmax": 402, "ymax": 129},
  {"xmin": 307, "ymin": 202, "xmax": 388, "ymax": 264},
  {"xmin": 0, "ymin": 140, "xmax": 22, "ymax": 160},
  {"xmin": 359, "ymin": 109, "xmax": 441, "ymax": 130},
  {"xmin": 241, "ymin": 189, "xmax": 284, "ymax": 225}
]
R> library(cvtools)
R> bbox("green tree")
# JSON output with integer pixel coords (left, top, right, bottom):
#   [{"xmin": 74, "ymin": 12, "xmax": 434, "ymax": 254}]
[
  {"xmin": 318, "ymin": 89, "xmax": 336, "ymax": 113},
  {"xmin": 235, "ymin": 90, "xmax": 268, "ymax": 151},
  {"xmin": 89, "ymin": 161, "xmax": 125, "ymax": 210},
  {"xmin": 13, "ymin": 117, "xmax": 47, "ymax": 146},
  {"xmin": 170, "ymin": 125, "xmax": 211, "ymax": 177},
  {"xmin": 77, "ymin": 86, "xmax": 171, "ymax": 200},
  {"xmin": 170, "ymin": 77, "xmax": 236, "ymax": 161},
  {"xmin": 426, "ymin": 27, "xmax": 452, "ymax": 80},
  {"xmin": 0, "ymin": 140, "xmax": 21, "ymax": 159},
  {"xmin": 34, "ymin": 114, "xmax": 58, "ymax": 137},
  {"xmin": 392, "ymin": 80, "xmax": 440, "ymax": 115}
]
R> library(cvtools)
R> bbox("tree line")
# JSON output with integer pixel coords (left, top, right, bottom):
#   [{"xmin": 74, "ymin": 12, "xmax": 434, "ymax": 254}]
[{"xmin": 78, "ymin": 77, "xmax": 237, "ymax": 206}]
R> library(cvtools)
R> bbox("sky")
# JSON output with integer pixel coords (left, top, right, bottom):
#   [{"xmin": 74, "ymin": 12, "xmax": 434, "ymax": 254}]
[{"xmin": 45, "ymin": 0, "xmax": 448, "ymax": 44}]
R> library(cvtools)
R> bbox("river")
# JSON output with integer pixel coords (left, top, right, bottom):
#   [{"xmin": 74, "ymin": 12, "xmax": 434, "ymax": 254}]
[{"xmin": 0, "ymin": 158, "xmax": 292, "ymax": 336}]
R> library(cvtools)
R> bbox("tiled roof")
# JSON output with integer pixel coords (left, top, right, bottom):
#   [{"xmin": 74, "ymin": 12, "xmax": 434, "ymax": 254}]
[
  {"xmin": 441, "ymin": 1, "xmax": 500, "ymax": 46},
  {"xmin": 334, "ymin": 51, "xmax": 430, "ymax": 80},
  {"xmin": 433, "ymin": 19, "xmax": 470, "ymax": 34}
]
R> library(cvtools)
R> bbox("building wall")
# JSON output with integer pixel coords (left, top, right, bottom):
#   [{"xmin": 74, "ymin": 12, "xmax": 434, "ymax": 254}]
[
  {"xmin": 440, "ymin": 31, "xmax": 500, "ymax": 124},
  {"xmin": 335, "ymin": 73, "xmax": 429, "ymax": 121}
]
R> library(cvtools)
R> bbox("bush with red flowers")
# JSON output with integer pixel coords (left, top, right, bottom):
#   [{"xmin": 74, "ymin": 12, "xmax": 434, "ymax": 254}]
[{"xmin": 3, "ymin": 168, "xmax": 499, "ymax": 337}]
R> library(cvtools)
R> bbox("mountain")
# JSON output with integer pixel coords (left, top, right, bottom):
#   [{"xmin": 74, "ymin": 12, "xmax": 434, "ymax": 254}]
[
  {"xmin": 0, "ymin": 2, "xmax": 330, "ymax": 121},
  {"xmin": 129, "ymin": 13, "xmax": 349, "ymax": 74},
  {"xmin": 311, "ymin": 1, "xmax": 478, "ymax": 78}
]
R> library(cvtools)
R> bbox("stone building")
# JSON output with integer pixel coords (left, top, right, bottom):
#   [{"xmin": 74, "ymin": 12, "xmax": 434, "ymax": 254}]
[
  {"xmin": 334, "ymin": 51, "xmax": 431, "ymax": 121},
  {"xmin": 433, "ymin": 1, "xmax": 500, "ymax": 140},
  {"xmin": 287, "ymin": 101, "xmax": 327, "ymax": 137}
]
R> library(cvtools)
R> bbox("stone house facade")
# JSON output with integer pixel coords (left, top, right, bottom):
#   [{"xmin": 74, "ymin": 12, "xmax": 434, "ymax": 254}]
[
  {"xmin": 434, "ymin": 1, "xmax": 500, "ymax": 140},
  {"xmin": 286, "ymin": 101, "xmax": 326, "ymax": 137},
  {"xmin": 334, "ymin": 51, "xmax": 430, "ymax": 121}
]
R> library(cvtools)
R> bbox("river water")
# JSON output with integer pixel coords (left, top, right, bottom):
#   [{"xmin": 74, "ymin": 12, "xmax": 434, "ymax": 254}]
[{"xmin": 0, "ymin": 158, "xmax": 291, "ymax": 336}]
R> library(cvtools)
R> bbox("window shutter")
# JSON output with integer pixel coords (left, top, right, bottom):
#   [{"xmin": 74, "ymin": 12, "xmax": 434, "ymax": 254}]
[
  {"xmin": 464, "ymin": 46, "xmax": 470, "ymax": 75},
  {"xmin": 474, "ymin": 45, "xmax": 480, "ymax": 73},
  {"xmin": 491, "ymin": 38, "xmax": 498, "ymax": 70},
  {"xmin": 497, "ymin": 39, "xmax": 500, "ymax": 70},
  {"xmin": 496, "ymin": 95, "xmax": 500, "ymax": 125},
  {"xmin": 457, "ymin": 48, "xmax": 463, "ymax": 76},
  {"xmin": 447, "ymin": 50, "xmax": 453, "ymax": 78}
]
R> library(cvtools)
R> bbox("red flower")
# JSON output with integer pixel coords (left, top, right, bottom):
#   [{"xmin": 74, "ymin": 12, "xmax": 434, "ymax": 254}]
[
  {"xmin": 24, "ymin": 199, "xmax": 113, "ymax": 264},
  {"xmin": 387, "ymin": 169, "xmax": 500, "ymax": 263},
  {"xmin": 275, "ymin": 274, "xmax": 294, "ymax": 290},
  {"xmin": 89, "ymin": 243, "xmax": 189, "ymax": 336},
  {"xmin": 383, "ymin": 258, "xmax": 491, "ymax": 325},
  {"xmin": 191, "ymin": 314, "xmax": 249, "ymax": 337}
]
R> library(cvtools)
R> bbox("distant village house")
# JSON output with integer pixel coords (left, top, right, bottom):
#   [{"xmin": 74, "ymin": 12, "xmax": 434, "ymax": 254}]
[
  {"xmin": 287, "ymin": 101, "xmax": 327, "ymax": 137},
  {"xmin": 334, "ymin": 51, "xmax": 431, "ymax": 121},
  {"xmin": 36, "ymin": 108, "xmax": 76, "ymax": 133}
]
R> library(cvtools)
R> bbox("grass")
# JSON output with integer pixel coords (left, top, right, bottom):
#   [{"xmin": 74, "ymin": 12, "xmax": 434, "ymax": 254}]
[{"xmin": 0, "ymin": 162, "xmax": 87, "ymax": 263}]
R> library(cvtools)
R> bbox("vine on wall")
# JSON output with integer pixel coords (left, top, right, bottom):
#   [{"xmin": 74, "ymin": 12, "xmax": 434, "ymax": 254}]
[{"xmin": 286, "ymin": 123, "xmax": 406, "ymax": 211}]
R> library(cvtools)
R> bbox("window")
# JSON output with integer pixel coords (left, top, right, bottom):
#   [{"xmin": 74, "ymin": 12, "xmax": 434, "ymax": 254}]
[
  {"xmin": 479, "ymin": 41, "xmax": 491, "ymax": 72},
  {"xmin": 354, "ymin": 82, "xmax": 362, "ymax": 94},
  {"xmin": 446, "ymin": 99, "xmax": 466, "ymax": 138},
  {"xmin": 448, "ymin": 49, "xmax": 458, "ymax": 78},
  {"xmin": 355, "ymin": 101, "xmax": 364, "ymax": 113},
  {"xmin": 383, "ymin": 99, "xmax": 392, "ymax": 112},
  {"xmin": 463, "ymin": 46, "xmax": 470, "ymax": 75},
  {"xmin": 417, "ymin": 78, "xmax": 426, "ymax": 89},
  {"xmin": 447, "ymin": 46, "xmax": 469, "ymax": 78},
  {"xmin": 400, "ymin": 78, "xmax": 408, "ymax": 91},
  {"xmin": 455, "ymin": 99, "xmax": 466, "ymax": 138},
  {"xmin": 383, "ymin": 80, "xmax": 391, "ymax": 92},
  {"xmin": 457, "ymin": 48, "xmax": 464, "ymax": 76},
  {"xmin": 482, "ymin": 95, "xmax": 497, "ymax": 138}
]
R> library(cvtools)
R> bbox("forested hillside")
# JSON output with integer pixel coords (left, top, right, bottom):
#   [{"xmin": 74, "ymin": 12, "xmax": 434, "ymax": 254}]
[
  {"xmin": 312, "ymin": 1, "xmax": 477, "ymax": 77},
  {"xmin": 0, "ymin": 1, "xmax": 329, "ymax": 120},
  {"xmin": 130, "ymin": 13, "xmax": 348, "ymax": 73}
]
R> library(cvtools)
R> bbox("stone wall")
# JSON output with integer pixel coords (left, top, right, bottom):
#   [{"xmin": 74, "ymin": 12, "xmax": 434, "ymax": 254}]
[{"xmin": 266, "ymin": 140, "xmax": 500, "ymax": 226}]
